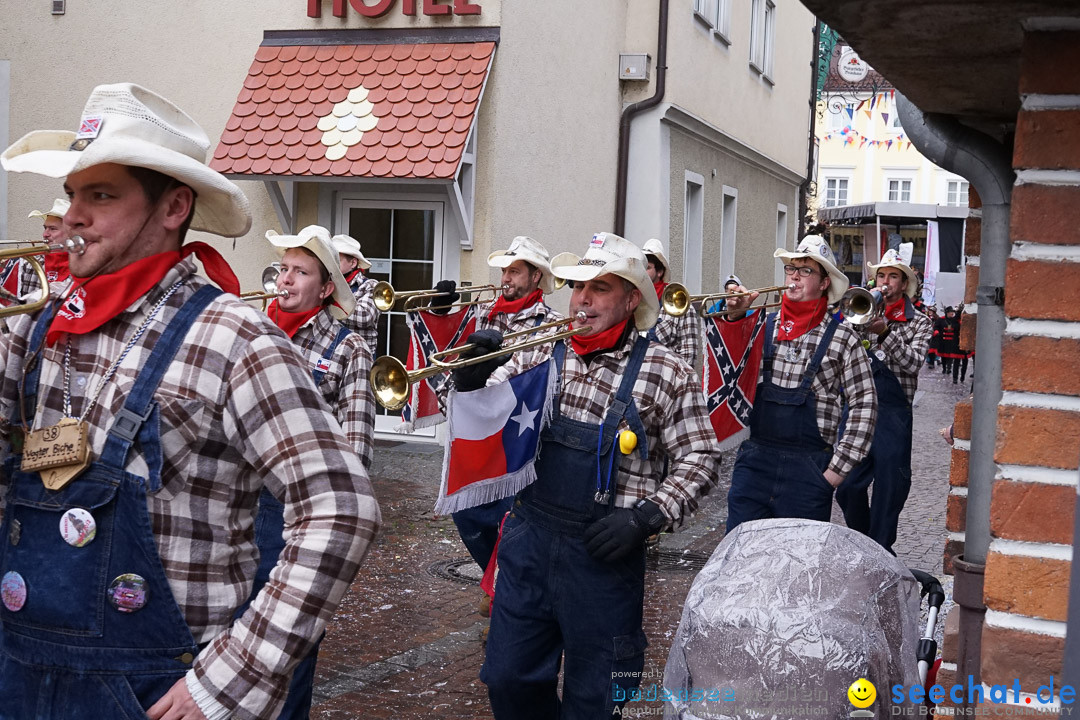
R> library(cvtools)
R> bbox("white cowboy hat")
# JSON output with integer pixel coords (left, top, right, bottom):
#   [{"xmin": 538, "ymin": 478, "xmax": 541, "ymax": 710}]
[
  {"xmin": 28, "ymin": 198, "xmax": 70, "ymax": 221},
  {"xmin": 774, "ymin": 235, "xmax": 850, "ymax": 305},
  {"xmin": 266, "ymin": 225, "xmax": 356, "ymax": 319},
  {"xmin": 331, "ymin": 234, "xmax": 372, "ymax": 271},
  {"xmin": 641, "ymin": 238, "xmax": 671, "ymax": 276},
  {"xmin": 867, "ymin": 242, "xmax": 919, "ymax": 298},
  {"xmin": 2, "ymin": 83, "xmax": 251, "ymax": 238},
  {"xmin": 550, "ymin": 232, "xmax": 659, "ymax": 330},
  {"xmin": 487, "ymin": 236, "xmax": 555, "ymax": 294}
]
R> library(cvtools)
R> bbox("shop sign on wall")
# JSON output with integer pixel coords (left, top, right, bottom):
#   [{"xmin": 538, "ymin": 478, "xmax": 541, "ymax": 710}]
[{"xmin": 307, "ymin": 0, "xmax": 481, "ymax": 17}]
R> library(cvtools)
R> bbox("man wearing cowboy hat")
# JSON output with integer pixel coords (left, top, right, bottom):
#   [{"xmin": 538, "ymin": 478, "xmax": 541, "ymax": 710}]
[
  {"xmin": 332, "ymin": 233, "xmax": 380, "ymax": 353},
  {"xmin": 0, "ymin": 83, "xmax": 380, "ymax": 720},
  {"xmin": 9, "ymin": 198, "xmax": 74, "ymax": 305},
  {"xmin": 836, "ymin": 243, "xmax": 933, "ymax": 554},
  {"xmin": 456, "ymin": 232, "xmax": 720, "ymax": 718},
  {"xmin": 642, "ymin": 237, "xmax": 703, "ymax": 368},
  {"xmin": 723, "ymin": 235, "xmax": 877, "ymax": 532}
]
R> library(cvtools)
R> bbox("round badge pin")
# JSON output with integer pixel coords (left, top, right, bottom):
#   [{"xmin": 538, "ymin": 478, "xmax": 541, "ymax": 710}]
[
  {"xmin": 108, "ymin": 573, "xmax": 149, "ymax": 613},
  {"xmin": 59, "ymin": 508, "xmax": 97, "ymax": 548},
  {"xmin": 1, "ymin": 571, "xmax": 27, "ymax": 612},
  {"xmin": 875, "ymin": 349, "xmax": 887, "ymax": 362}
]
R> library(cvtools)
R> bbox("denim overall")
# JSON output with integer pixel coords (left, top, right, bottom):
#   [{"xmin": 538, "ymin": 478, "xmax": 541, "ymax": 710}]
[
  {"xmin": 836, "ymin": 319, "xmax": 913, "ymax": 555},
  {"xmin": 0, "ymin": 286, "xmax": 219, "ymax": 719},
  {"xmin": 239, "ymin": 322, "xmax": 352, "ymax": 720},
  {"xmin": 726, "ymin": 313, "xmax": 839, "ymax": 532},
  {"xmin": 481, "ymin": 337, "xmax": 652, "ymax": 720}
]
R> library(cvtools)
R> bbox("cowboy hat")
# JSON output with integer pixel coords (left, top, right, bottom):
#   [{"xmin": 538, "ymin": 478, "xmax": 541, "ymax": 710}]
[
  {"xmin": 487, "ymin": 236, "xmax": 555, "ymax": 294},
  {"xmin": 331, "ymin": 234, "xmax": 372, "ymax": 271},
  {"xmin": 266, "ymin": 225, "xmax": 356, "ymax": 319},
  {"xmin": 867, "ymin": 242, "xmax": 918, "ymax": 298},
  {"xmin": 28, "ymin": 198, "xmax": 70, "ymax": 221},
  {"xmin": 641, "ymin": 238, "xmax": 670, "ymax": 276},
  {"xmin": 774, "ymin": 235, "xmax": 850, "ymax": 304},
  {"xmin": 550, "ymin": 232, "xmax": 658, "ymax": 330},
  {"xmin": 2, "ymin": 83, "xmax": 250, "ymax": 238}
]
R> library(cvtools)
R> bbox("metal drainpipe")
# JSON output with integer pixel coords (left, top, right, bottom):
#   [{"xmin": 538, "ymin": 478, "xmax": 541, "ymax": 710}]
[
  {"xmin": 896, "ymin": 92, "xmax": 1014, "ymax": 706},
  {"xmin": 614, "ymin": 0, "xmax": 669, "ymax": 237}
]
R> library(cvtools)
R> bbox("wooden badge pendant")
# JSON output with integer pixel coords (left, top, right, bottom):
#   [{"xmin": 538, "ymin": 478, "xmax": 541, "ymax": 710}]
[{"xmin": 20, "ymin": 417, "xmax": 91, "ymax": 491}]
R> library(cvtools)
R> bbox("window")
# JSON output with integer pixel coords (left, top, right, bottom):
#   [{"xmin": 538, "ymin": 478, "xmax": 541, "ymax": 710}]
[
  {"xmin": 684, "ymin": 172, "xmax": 705, "ymax": 294},
  {"xmin": 720, "ymin": 186, "xmax": 738, "ymax": 281},
  {"xmin": 825, "ymin": 178, "xmax": 849, "ymax": 207},
  {"xmin": 750, "ymin": 0, "xmax": 775, "ymax": 80},
  {"xmin": 887, "ymin": 179, "xmax": 912, "ymax": 203},
  {"xmin": 947, "ymin": 180, "xmax": 969, "ymax": 207},
  {"xmin": 887, "ymin": 112, "xmax": 904, "ymax": 134},
  {"xmin": 826, "ymin": 103, "xmax": 853, "ymax": 132},
  {"xmin": 775, "ymin": 204, "xmax": 789, "ymax": 286},
  {"xmin": 694, "ymin": 0, "xmax": 731, "ymax": 42}
]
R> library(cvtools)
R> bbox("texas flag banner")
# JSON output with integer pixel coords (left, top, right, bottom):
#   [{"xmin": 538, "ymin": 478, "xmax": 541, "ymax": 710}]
[
  {"xmin": 702, "ymin": 310, "xmax": 767, "ymax": 452},
  {"xmin": 435, "ymin": 359, "xmax": 556, "ymax": 515},
  {"xmin": 398, "ymin": 306, "xmax": 477, "ymax": 433}
]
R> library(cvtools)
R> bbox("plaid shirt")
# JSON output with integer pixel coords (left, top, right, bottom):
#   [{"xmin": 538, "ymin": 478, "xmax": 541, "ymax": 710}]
[
  {"xmin": 342, "ymin": 274, "xmax": 380, "ymax": 353},
  {"xmin": 476, "ymin": 297, "xmax": 564, "ymax": 335},
  {"xmin": 850, "ymin": 301, "xmax": 934, "ymax": 403},
  {"xmin": 490, "ymin": 327, "xmax": 722, "ymax": 531},
  {"xmin": 292, "ymin": 308, "xmax": 375, "ymax": 470},
  {"xmin": 737, "ymin": 310, "xmax": 877, "ymax": 477},
  {"xmin": 0, "ymin": 259, "xmax": 380, "ymax": 720},
  {"xmin": 17, "ymin": 258, "xmax": 42, "ymax": 302},
  {"xmin": 650, "ymin": 304, "xmax": 703, "ymax": 369}
]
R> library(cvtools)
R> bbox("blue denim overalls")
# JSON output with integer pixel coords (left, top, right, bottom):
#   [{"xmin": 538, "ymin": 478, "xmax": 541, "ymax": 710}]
[
  {"xmin": 0, "ymin": 286, "xmax": 219, "ymax": 719},
  {"xmin": 836, "ymin": 305, "xmax": 914, "ymax": 555},
  {"xmin": 481, "ymin": 336, "xmax": 652, "ymax": 720},
  {"xmin": 238, "ymin": 322, "xmax": 353, "ymax": 720},
  {"xmin": 726, "ymin": 313, "xmax": 839, "ymax": 532}
]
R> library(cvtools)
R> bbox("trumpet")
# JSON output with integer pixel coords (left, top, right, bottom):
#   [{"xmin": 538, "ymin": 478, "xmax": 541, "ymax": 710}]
[
  {"xmin": 0, "ymin": 236, "xmax": 87, "ymax": 319},
  {"xmin": 402, "ymin": 284, "xmax": 504, "ymax": 313},
  {"xmin": 661, "ymin": 282, "xmax": 792, "ymax": 318},
  {"xmin": 840, "ymin": 287, "xmax": 884, "ymax": 326},
  {"xmin": 240, "ymin": 266, "xmax": 288, "ymax": 305},
  {"xmin": 370, "ymin": 313, "xmax": 592, "ymax": 410},
  {"xmin": 371, "ymin": 282, "xmax": 444, "ymax": 312}
]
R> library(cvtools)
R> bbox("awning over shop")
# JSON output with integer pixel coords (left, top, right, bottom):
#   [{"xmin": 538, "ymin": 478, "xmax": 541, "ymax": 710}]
[{"xmin": 817, "ymin": 201, "xmax": 969, "ymax": 224}]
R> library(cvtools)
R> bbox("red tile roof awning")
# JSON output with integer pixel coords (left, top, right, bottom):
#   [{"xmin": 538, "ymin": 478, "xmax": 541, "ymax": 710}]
[{"xmin": 211, "ymin": 41, "xmax": 495, "ymax": 180}]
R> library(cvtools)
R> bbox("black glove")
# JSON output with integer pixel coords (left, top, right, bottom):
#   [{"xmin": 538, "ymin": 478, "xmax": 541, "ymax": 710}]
[
  {"xmin": 451, "ymin": 329, "xmax": 509, "ymax": 391},
  {"xmin": 583, "ymin": 499, "xmax": 666, "ymax": 563},
  {"xmin": 428, "ymin": 280, "xmax": 460, "ymax": 315}
]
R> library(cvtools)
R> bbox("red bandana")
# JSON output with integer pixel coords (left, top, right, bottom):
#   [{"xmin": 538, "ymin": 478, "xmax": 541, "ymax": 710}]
[
  {"xmin": 345, "ymin": 268, "xmax": 362, "ymax": 285},
  {"xmin": 570, "ymin": 318, "xmax": 630, "ymax": 356},
  {"xmin": 44, "ymin": 252, "xmax": 70, "ymax": 284},
  {"xmin": 885, "ymin": 298, "xmax": 908, "ymax": 322},
  {"xmin": 267, "ymin": 300, "xmax": 322, "ymax": 338},
  {"xmin": 488, "ymin": 288, "xmax": 543, "ymax": 320},
  {"xmin": 653, "ymin": 281, "xmax": 668, "ymax": 299},
  {"xmin": 776, "ymin": 295, "xmax": 828, "ymax": 341}
]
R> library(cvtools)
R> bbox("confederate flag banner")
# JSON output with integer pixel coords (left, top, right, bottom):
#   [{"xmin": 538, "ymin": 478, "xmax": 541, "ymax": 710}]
[
  {"xmin": 702, "ymin": 310, "xmax": 767, "ymax": 451},
  {"xmin": 398, "ymin": 306, "xmax": 477, "ymax": 432},
  {"xmin": 434, "ymin": 359, "xmax": 555, "ymax": 515},
  {"xmin": 0, "ymin": 260, "xmax": 22, "ymax": 307}
]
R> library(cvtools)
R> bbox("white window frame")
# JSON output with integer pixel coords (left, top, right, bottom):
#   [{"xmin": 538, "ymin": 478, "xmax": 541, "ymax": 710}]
[
  {"xmin": 886, "ymin": 178, "xmax": 913, "ymax": 203},
  {"xmin": 946, "ymin": 179, "xmax": 970, "ymax": 207},
  {"xmin": 720, "ymin": 186, "xmax": 738, "ymax": 282},
  {"xmin": 713, "ymin": 0, "xmax": 732, "ymax": 43},
  {"xmin": 684, "ymin": 172, "xmax": 705, "ymax": 294},
  {"xmin": 0, "ymin": 61, "xmax": 8, "ymax": 246},
  {"xmin": 826, "ymin": 102, "xmax": 853, "ymax": 132},
  {"xmin": 774, "ymin": 203, "xmax": 789, "ymax": 287},
  {"xmin": 886, "ymin": 111, "xmax": 905, "ymax": 135},
  {"xmin": 824, "ymin": 177, "xmax": 850, "ymax": 208},
  {"xmin": 693, "ymin": 0, "xmax": 713, "ymax": 26},
  {"xmin": 750, "ymin": 0, "xmax": 775, "ymax": 81}
]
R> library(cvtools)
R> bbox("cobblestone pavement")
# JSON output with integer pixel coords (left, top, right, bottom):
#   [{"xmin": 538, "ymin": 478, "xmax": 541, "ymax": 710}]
[{"xmin": 311, "ymin": 362, "xmax": 970, "ymax": 718}]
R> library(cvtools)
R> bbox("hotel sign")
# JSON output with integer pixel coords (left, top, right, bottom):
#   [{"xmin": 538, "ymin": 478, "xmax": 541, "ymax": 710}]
[{"xmin": 307, "ymin": 0, "xmax": 481, "ymax": 17}]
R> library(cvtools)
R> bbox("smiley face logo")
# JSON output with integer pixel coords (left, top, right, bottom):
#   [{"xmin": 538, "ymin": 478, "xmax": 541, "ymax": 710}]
[{"xmin": 848, "ymin": 678, "xmax": 876, "ymax": 709}]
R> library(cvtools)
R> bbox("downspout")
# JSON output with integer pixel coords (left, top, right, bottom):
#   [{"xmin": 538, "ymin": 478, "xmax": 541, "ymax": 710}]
[
  {"xmin": 614, "ymin": 0, "xmax": 669, "ymax": 236},
  {"xmin": 798, "ymin": 19, "xmax": 822, "ymax": 238},
  {"xmin": 896, "ymin": 92, "xmax": 1014, "ymax": 706}
]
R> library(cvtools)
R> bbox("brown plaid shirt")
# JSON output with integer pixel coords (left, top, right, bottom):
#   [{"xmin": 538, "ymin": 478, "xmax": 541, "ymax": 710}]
[
  {"xmin": 490, "ymin": 327, "xmax": 722, "ymax": 531},
  {"xmin": 476, "ymin": 297, "xmax": 564, "ymax": 335},
  {"xmin": 850, "ymin": 303, "xmax": 934, "ymax": 403},
  {"xmin": 650, "ymin": 303, "xmax": 703, "ymax": 369},
  {"xmin": 0, "ymin": 259, "xmax": 380, "ymax": 720},
  {"xmin": 342, "ymin": 274, "xmax": 380, "ymax": 353},
  {"xmin": 292, "ymin": 308, "xmax": 375, "ymax": 470}
]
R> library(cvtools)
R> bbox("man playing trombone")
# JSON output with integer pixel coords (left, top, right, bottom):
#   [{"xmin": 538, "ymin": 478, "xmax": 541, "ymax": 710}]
[
  {"xmin": 19, "ymin": 199, "xmax": 74, "ymax": 302},
  {"xmin": 454, "ymin": 232, "xmax": 720, "ymax": 719},
  {"xmin": 333, "ymin": 233, "xmax": 380, "ymax": 353},
  {"xmin": 835, "ymin": 245, "xmax": 933, "ymax": 555},
  {"xmin": 642, "ymin": 237, "xmax": 702, "ymax": 368},
  {"xmin": 723, "ymin": 236, "xmax": 877, "ymax": 532}
]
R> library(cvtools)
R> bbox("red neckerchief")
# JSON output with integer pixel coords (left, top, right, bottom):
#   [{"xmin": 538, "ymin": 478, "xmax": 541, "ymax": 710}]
[
  {"xmin": 488, "ymin": 288, "xmax": 543, "ymax": 320},
  {"xmin": 344, "ymin": 268, "xmax": 362, "ymax": 285},
  {"xmin": 653, "ymin": 281, "xmax": 668, "ymax": 299},
  {"xmin": 885, "ymin": 297, "xmax": 908, "ymax": 322},
  {"xmin": 44, "ymin": 252, "xmax": 70, "ymax": 283},
  {"xmin": 776, "ymin": 295, "xmax": 828, "ymax": 341},
  {"xmin": 267, "ymin": 300, "xmax": 322, "ymax": 338},
  {"xmin": 570, "ymin": 317, "xmax": 630, "ymax": 356}
]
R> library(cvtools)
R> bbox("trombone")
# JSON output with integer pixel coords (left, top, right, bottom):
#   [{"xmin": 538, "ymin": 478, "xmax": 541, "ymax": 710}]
[
  {"xmin": 372, "ymin": 281, "xmax": 442, "ymax": 312},
  {"xmin": 240, "ymin": 266, "xmax": 288, "ymax": 307},
  {"xmin": 370, "ymin": 313, "xmax": 591, "ymax": 410},
  {"xmin": 402, "ymin": 284, "xmax": 504, "ymax": 313},
  {"xmin": 0, "ymin": 236, "xmax": 87, "ymax": 319},
  {"xmin": 840, "ymin": 287, "xmax": 884, "ymax": 327},
  {"xmin": 661, "ymin": 282, "xmax": 791, "ymax": 318}
]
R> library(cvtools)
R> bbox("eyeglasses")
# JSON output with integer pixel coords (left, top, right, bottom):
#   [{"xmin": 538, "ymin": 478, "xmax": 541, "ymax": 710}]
[{"xmin": 783, "ymin": 264, "xmax": 820, "ymax": 278}]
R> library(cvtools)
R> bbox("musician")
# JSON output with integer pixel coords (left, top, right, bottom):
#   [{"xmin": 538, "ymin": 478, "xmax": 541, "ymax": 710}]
[
  {"xmin": 705, "ymin": 273, "xmax": 743, "ymax": 316},
  {"xmin": 643, "ymin": 237, "xmax": 702, "ymax": 368},
  {"xmin": 724, "ymin": 236, "xmax": 877, "ymax": 531},
  {"xmin": 455, "ymin": 232, "xmax": 721, "ymax": 718},
  {"xmin": 835, "ymin": 246, "xmax": 933, "ymax": 555},
  {"xmin": 13, "ymin": 199, "xmax": 73, "ymax": 303},
  {"xmin": 0, "ymin": 83, "xmax": 380, "ymax": 720},
  {"xmin": 333, "ymin": 233, "xmax": 380, "ymax": 353}
]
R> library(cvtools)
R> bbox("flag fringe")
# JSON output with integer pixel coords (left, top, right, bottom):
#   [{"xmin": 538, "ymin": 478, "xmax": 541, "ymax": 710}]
[
  {"xmin": 715, "ymin": 426, "xmax": 750, "ymax": 454},
  {"xmin": 434, "ymin": 464, "xmax": 537, "ymax": 516}
]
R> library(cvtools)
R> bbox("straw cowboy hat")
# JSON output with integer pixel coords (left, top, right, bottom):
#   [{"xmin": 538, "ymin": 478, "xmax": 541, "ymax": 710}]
[
  {"xmin": 867, "ymin": 242, "xmax": 919, "ymax": 298},
  {"xmin": 28, "ymin": 198, "xmax": 70, "ymax": 221},
  {"xmin": 550, "ymin": 232, "xmax": 659, "ymax": 330},
  {"xmin": 331, "ymin": 234, "xmax": 372, "ymax": 271},
  {"xmin": 774, "ymin": 235, "xmax": 850, "ymax": 304},
  {"xmin": 1, "ymin": 82, "xmax": 251, "ymax": 238},
  {"xmin": 487, "ymin": 236, "xmax": 556, "ymax": 295},
  {"xmin": 266, "ymin": 225, "xmax": 356, "ymax": 319},
  {"xmin": 641, "ymin": 238, "xmax": 670, "ymax": 275}
]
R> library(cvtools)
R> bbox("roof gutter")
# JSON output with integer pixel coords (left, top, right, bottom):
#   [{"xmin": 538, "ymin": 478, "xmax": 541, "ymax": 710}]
[{"xmin": 614, "ymin": 0, "xmax": 669, "ymax": 236}]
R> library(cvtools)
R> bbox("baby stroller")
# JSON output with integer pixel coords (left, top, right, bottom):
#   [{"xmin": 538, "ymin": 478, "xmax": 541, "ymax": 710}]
[{"xmin": 663, "ymin": 519, "xmax": 945, "ymax": 720}]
